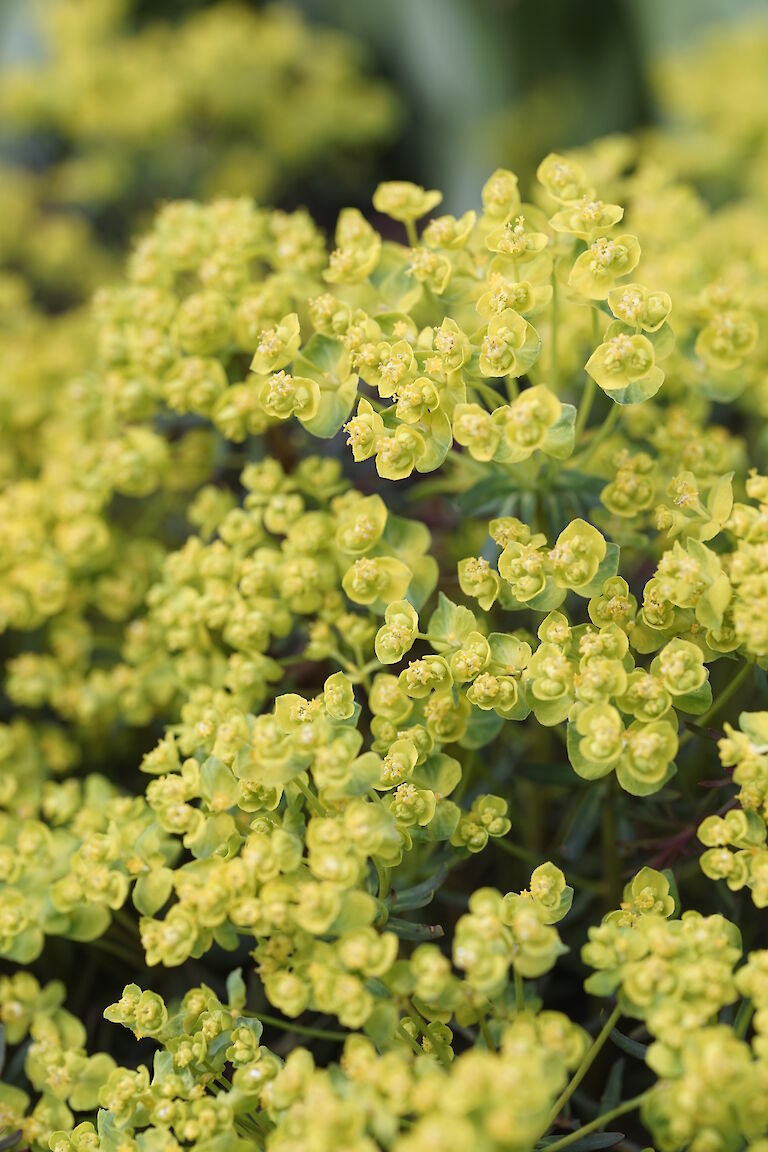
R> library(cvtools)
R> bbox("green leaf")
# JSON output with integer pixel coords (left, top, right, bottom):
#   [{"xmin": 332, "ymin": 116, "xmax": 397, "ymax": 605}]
[
  {"xmin": 425, "ymin": 798, "xmax": 461, "ymax": 841},
  {"xmin": 529, "ymin": 691, "xmax": 573, "ymax": 727},
  {"xmin": 646, "ymin": 321, "xmax": 675, "ymax": 360},
  {"xmin": 412, "ymin": 753, "xmax": 462, "ymax": 796},
  {"xmin": 363, "ymin": 1001, "xmax": 399, "ymax": 1046},
  {"xmin": 299, "ymin": 375, "xmax": 358, "ymax": 438},
  {"xmin": 610, "ymin": 1028, "xmax": 649, "ymax": 1060},
  {"xmin": 459, "ymin": 705, "xmax": 505, "ymax": 749},
  {"xmin": 65, "ymin": 905, "xmax": 112, "ymax": 943},
  {"xmin": 543, "ymin": 403, "xmax": 576, "ymax": 460},
  {"xmin": 416, "ymin": 408, "xmax": 452, "ymax": 473},
  {"xmin": 69, "ymin": 1052, "xmax": 117, "ymax": 1110},
  {"xmin": 406, "ymin": 555, "xmax": 439, "ymax": 611},
  {"xmin": 390, "ymin": 865, "xmax": 449, "ymax": 912},
  {"xmin": 516, "ymin": 760, "xmax": 584, "ymax": 787},
  {"xmin": 566, "ymin": 723, "xmax": 618, "ymax": 781},
  {"xmin": 561, "ymin": 784, "xmax": 604, "ymax": 860},
  {"xmin": 584, "ymin": 969, "xmax": 621, "ymax": 997},
  {"xmin": 227, "ymin": 968, "xmax": 249, "ymax": 1013},
  {"xmin": 660, "ymin": 868, "xmax": 681, "ymax": 916},
  {"xmin": 133, "ymin": 867, "xmax": 174, "ymax": 916},
  {"xmin": 382, "ymin": 513, "xmax": 431, "ymax": 557},
  {"xmin": 294, "ymin": 333, "xmax": 350, "ymax": 379},
  {"xmin": 200, "ymin": 757, "xmax": 239, "ymax": 810},
  {"xmin": 574, "ymin": 542, "xmax": 621, "ymax": 598},
  {"xmin": 457, "ymin": 476, "xmax": 520, "ymax": 516},
  {"xmin": 329, "ymin": 891, "xmax": 379, "ymax": 934},
  {"xmin": 600, "ymin": 1056, "xmax": 625, "ymax": 1112},
  {"xmin": 387, "ymin": 917, "xmax": 444, "ymax": 941},
  {"xmin": 427, "ymin": 592, "xmax": 476, "ymax": 648},
  {"xmin": 672, "ymin": 680, "xmax": 713, "ymax": 716},
  {"xmin": 615, "ymin": 758, "xmax": 676, "ymax": 797},
  {"xmin": 539, "ymin": 1134, "xmax": 624, "ymax": 1151}
]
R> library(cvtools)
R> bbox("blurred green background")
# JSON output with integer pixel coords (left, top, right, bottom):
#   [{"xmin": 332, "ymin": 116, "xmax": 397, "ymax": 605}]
[{"xmin": 1, "ymin": 0, "xmax": 767, "ymax": 213}]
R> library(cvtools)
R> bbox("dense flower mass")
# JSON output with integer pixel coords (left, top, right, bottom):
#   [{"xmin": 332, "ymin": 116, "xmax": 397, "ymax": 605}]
[{"xmin": 5, "ymin": 12, "xmax": 768, "ymax": 1152}]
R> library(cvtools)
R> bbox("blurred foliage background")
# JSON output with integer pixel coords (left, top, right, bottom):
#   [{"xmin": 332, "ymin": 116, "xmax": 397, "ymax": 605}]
[
  {"xmin": 2, "ymin": 0, "xmax": 768, "ymax": 233},
  {"xmin": 301, "ymin": 0, "xmax": 768, "ymax": 208}
]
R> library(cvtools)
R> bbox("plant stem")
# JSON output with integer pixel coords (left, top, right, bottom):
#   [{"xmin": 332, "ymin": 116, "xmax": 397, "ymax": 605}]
[
  {"xmin": 551, "ymin": 269, "xmax": 559, "ymax": 390},
  {"xmin": 469, "ymin": 380, "xmax": 504, "ymax": 410},
  {"xmin": 294, "ymin": 776, "xmax": 326, "ymax": 816},
  {"xmin": 545, "ymin": 1089, "xmax": 649, "ymax": 1152},
  {"xmin": 328, "ymin": 647, "xmax": 359, "ymax": 676},
  {"xmin": 573, "ymin": 404, "xmax": 620, "ymax": 470},
  {"xmin": 700, "ymin": 657, "xmax": 755, "ymax": 727},
  {"xmin": 601, "ymin": 778, "xmax": 622, "ymax": 910},
  {"xmin": 244, "ymin": 1011, "xmax": 348, "ymax": 1043},
  {"xmin": 575, "ymin": 377, "xmax": 596, "ymax": 441},
  {"xmin": 494, "ymin": 835, "xmax": 605, "ymax": 893},
  {"xmin": 88, "ymin": 935, "xmax": 142, "ymax": 966},
  {"xmin": 478, "ymin": 1010, "xmax": 496, "ymax": 1051},
  {"xmin": 397, "ymin": 1023, "xmax": 423, "ymax": 1057},
  {"xmin": 575, "ymin": 308, "xmax": 602, "ymax": 440},
  {"xmin": 680, "ymin": 657, "xmax": 755, "ymax": 748},
  {"xmin": 113, "ymin": 907, "xmax": 139, "ymax": 937},
  {"xmin": 514, "ymin": 968, "xmax": 525, "ymax": 1014},
  {"xmin": 547, "ymin": 1004, "xmax": 622, "ymax": 1127},
  {"xmin": 404, "ymin": 998, "xmax": 430, "ymax": 1032},
  {"xmin": 375, "ymin": 860, "xmax": 391, "ymax": 901},
  {"xmin": 405, "ymin": 220, "xmax": 418, "ymax": 248},
  {"xmin": 735, "ymin": 997, "xmax": 754, "ymax": 1039}
]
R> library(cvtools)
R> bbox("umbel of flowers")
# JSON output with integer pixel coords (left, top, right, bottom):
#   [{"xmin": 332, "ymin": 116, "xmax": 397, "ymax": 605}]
[{"xmin": 3, "ymin": 132, "xmax": 768, "ymax": 1152}]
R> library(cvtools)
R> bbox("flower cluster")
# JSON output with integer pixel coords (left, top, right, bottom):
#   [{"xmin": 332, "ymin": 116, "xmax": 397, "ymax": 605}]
[
  {"xmin": 6, "ymin": 18, "xmax": 768, "ymax": 1152},
  {"xmin": 697, "ymin": 711, "xmax": 768, "ymax": 907}
]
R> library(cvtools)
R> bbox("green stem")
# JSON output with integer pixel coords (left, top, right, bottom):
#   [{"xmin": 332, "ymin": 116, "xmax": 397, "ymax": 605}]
[
  {"xmin": 113, "ymin": 907, "xmax": 139, "ymax": 937},
  {"xmin": 547, "ymin": 1004, "xmax": 622, "ymax": 1127},
  {"xmin": 735, "ymin": 997, "xmax": 754, "ymax": 1039},
  {"xmin": 375, "ymin": 860, "xmax": 391, "ymax": 901},
  {"xmin": 551, "ymin": 269, "xmax": 559, "ymax": 391},
  {"xmin": 469, "ymin": 380, "xmax": 504, "ymax": 410},
  {"xmin": 244, "ymin": 1011, "xmax": 348, "ymax": 1043},
  {"xmin": 514, "ymin": 968, "xmax": 525, "ymax": 1014},
  {"xmin": 327, "ymin": 647, "xmax": 359, "ymax": 676},
  {"xmin": 478, "ymin": 1011, "xmax": 496, "ymax": 1051},
  {"xmin": 294, "ymin": 776, "xmax": 326, "ymax": 817},
  {"xmin": 494, "ymin": 836, "xmax": 605, "ymax": 894},
  {"xmin": 397, "ymin": 1023, "xmax": 423, "ymax": 1057},
  {"xmin": 404, "ymin": 998, "xmax": 430, "ymax": 1032},
  {"xmin": 575, "ymin": 378, "xmax": 596, "ymax": 441},
  {"xmin": 88, "ymin": 936, "xmax": 142, "ymax": 966},
  {"xmin": 405, "ymin": 220, "xmax": 418, "ymax": 248},
  {"xmin": 544, "ymin": 1089, "xmax": 649, "ymax": 1152},
  {"xmin": 700, "ymin": 657, "xmax": 755, "ymax": 727},
  {"xmin": 573, "ymin": 404, "xmax": 620, "ymax": 470},
  {"xmin": 680, "ymin": 657, "xmax": 755, "ymax": 748},
  {"xmin": 601, "ymin": 778, "xmax": 622, "ymax": 911},
  {"xmin": 575, "ymin": 308, "xmax": 602, "ymax": 440}
]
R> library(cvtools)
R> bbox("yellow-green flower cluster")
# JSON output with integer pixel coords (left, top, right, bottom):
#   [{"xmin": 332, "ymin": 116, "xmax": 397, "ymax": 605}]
[
  {"xmin": 697, "ymin": 711, "xmax": 768, "ymax": 907},
  {"xmin": 0, "ymin": 774, "xmax": 178, "ymax": 963},
  {"xmin": 7, "ymin": 32, "xmax": 768, "ymax": 1152},
  {"xmin": 584, "ymin": 869, "xmax": 741, "ymax": 1050}
]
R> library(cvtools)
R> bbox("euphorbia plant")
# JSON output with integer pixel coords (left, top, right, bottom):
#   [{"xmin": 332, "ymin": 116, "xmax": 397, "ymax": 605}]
[{"xmin": 3, "ymin": 128, "xmax": 768, "ymax": 1152}]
